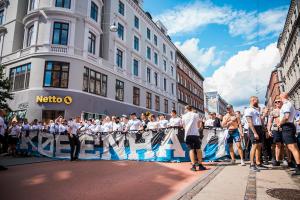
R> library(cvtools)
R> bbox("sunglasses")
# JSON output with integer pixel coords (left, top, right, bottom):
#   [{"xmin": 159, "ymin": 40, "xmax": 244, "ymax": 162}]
[{"xmin": 274, "ymin": 101, "xmax": 281, "ymax": 104}]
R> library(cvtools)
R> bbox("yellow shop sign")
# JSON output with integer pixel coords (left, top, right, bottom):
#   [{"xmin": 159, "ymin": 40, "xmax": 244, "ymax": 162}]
[{"xmin": 36, "ymin": 96, "xmax": 73, "ymax": 105}]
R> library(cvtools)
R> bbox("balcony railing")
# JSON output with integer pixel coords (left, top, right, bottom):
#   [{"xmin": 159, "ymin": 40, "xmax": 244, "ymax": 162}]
[{"xmin": 50, "ymin": 45, "xmax": 68, "ymax": 54}]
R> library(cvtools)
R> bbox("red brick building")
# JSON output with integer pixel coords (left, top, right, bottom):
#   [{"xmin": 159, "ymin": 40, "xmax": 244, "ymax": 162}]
[
  {"xmin": 265, "ymin": 68, "xmax": 283, "ymax": 108},
  {"xmin": 176, "ymin": 51, "xmax": 205, "ymax": 115}
]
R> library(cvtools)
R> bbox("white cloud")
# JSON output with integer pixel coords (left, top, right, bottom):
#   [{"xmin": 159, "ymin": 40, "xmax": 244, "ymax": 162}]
[
  {"xmin": 175, "ymin": 38, "xmax": 220, "ymax": 72},
  {"xmin": 204, "ymin": 43, "xmax": 280, "ymax": 108},
  {"xmin": 156, "ymin": 1, "xmax": 288, "ymax": 40},
  {"xmin": 228, "ymin": 6, "xmax": 288, "ymax": 40}
]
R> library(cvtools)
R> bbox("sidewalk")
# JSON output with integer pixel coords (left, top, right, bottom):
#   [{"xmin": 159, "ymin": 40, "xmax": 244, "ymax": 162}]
[
  {"xmin": 179, "ymin": 162, "xmax": 300, "ymax": 200},
  {"xmin": 0, "ymin": 156, "xmax": 53, "ymax": 167}
]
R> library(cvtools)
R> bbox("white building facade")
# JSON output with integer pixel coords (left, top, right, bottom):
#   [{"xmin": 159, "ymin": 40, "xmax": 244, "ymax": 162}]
[
  {"xmin": 0, "ymin": 0, "xmax": 177, "ymax": 121},
  {"xmin": 277, "ymin": 0, "xmax": 300, "ymax": 109}
]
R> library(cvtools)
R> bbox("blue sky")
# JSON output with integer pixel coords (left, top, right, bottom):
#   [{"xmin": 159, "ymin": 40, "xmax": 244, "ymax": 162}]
[{"xmin": 144, "ymin": 0, "xmax": 290, "ymax": 108}]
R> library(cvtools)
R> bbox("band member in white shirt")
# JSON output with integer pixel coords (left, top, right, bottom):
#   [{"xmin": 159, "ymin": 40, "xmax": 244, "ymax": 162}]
[
  {"xmin": 158, "ymin": 114, "xmax": 169, "ymax": 129},
  {"xmin": 279, "ymin": 93, "xmax": 300, "ymax": 176},
  {"xmin": 127, "ymin": 113, "xmax": 142, "ymax": 132},
  {"xmin": 168, "ymin": 110, "xmax": 182, "ymax": 127},
  {"xmin": 182, "ymin": 105, "xmax": 206, "ymax": 171},
  {"xmin": 245, "ymin": 96, "xmax": 268, "ymax": 172},
  {"xmin": 8, "ymin": 118, "xmax": 21, "ymax": 156},
  {"xmin": 147, "ymin": 115, "xmax": 159, "ymax": 130},
  {"xmin": 67, "ymin": 116, "xmax": 82, "ymax": 161}
]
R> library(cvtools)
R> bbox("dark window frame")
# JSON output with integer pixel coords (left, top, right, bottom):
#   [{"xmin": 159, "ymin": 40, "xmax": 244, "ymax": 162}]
[
  {"xmin": 116, "ymin": 79, "xmax": 125, "ymax": 101},
  {"xmin": 9, "ymin": 63, "xmax": 31, "ymax": 91},
  {"xmin": 55, "ymin": 0, "xmax": 71, "ymax": 9},
  {"xmin": 134, "ymin": 16, "xmax": 139, "ymax": 29},
  {"xmin": 164, "ymin": 99, "xmax": 168, "ymax": 113},
  {"xmin": 43, "ymin": 61, "xmax": 70, "ymax": 88},
  {"xmin": 155, "ymin": 95, "xmax": 160, "ymax": 111},
  {"xmin": 90, "ymin": 1, "xmax": 99, "ymax": 22},
  {"xmin": 83, "ymin": 67, "xmax": 107, "ymax": 97},
  {"xmin": 119, "ymin": 0, "xmax": 125, "ymax": 16},
  {"xmin": 133, "ymin": 87, "xmax": 140, "ymax": 106},
  {"xmin": 88, "ymin": 31, "xmax": 96, "ymax": 54},
  {"xmin": 116, "ymin": 48, "xmax": 123, "ymax": 68},
  {"xmin": 117, "ymin": 22, "xmax": 124, "ymax": 40},
  {"xmin": 146, "ymin": 92, "xmax": 152, "ymax": 109},
  {"xmin": 133, "ymin": 59, "xmax": 139, "ymax": 76},
  {"xmin": 134, "ymin": 35, "xmax": 139, "ymax": 51},
  {"xmin": 52, "ymin": 22, "xmax": 69, "ymax": 45},
  {"xmin": 26, "ymin": 25, "xmax": 34, "ymax": 47}
]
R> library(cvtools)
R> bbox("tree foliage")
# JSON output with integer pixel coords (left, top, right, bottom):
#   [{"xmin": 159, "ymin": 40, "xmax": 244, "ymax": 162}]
[{"xmin": 0, "ymin": 65, "xmax": 13, "ymax": 111}]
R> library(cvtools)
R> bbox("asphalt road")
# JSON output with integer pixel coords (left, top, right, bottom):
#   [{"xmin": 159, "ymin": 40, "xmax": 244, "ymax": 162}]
[{"xmin": 0, "ymin": 160, "xmax": 212, "ymax": 200}]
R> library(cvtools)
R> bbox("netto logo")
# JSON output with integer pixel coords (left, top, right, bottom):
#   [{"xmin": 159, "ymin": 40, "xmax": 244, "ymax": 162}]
[{"xmin": 36, "ymin": 96, "xmax": 73, "ymax": 105}]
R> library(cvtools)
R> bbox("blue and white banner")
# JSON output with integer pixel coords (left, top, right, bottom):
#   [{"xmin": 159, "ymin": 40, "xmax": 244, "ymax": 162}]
[{"xmin": 17, "ymin": 128, "xmax": 239, "ymax": 162}]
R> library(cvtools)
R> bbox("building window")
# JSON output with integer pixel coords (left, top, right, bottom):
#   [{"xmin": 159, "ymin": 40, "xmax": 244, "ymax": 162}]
[
  {"xmin": 171, "ymin": 66, "xmax": 174, "ymax": 76},
  {"xmin": 163, "ymin": 43, "xmax": 166, "ymax": 54},
  {"xmin": 147, "ymin": 46, "xmax": 151, "ymax": 60},
  {"xmin": 83, "ymin": 67, "xmax": 107, "ymax": 96},
  {"xmin": 147, "ymin": 28, "xmax": 151, "ymax": 40},
  {"xmin": 164, "ymin": 99, "xmax": 168, "ymax": 113},
  {"xmin": 163, "ymin": 60, "xmax": 167, "ymax": 71},
  {"xmin": 147, "ymin": 67, "xmax": 151, "ymax": 83},
  {"xmin": 163, "ymin": 78, "xmax": 167, "ymax": 91},
  {"xmin": 134, "ymin": 16, "xmax": 139, "ymax": 29},
  {"xmin": 0, "ymin": 10, "xmax": 4, "ymax": 25},
  {"xmin": 171, "ymin": 83, "xmax": 174, "ymax": 95},
  {"xmin": 154, "ymin": 72, "xmax": 158, "ymax": 86},
  {"xmin": 9, "ymin": 63, "xmax": 31, "ymax": 91},
  {"xmin": 88, "ymin": 31, "xmax": 96, "ymax": 54},
  {"xmin": 90, "ymin": 1, "xmax": 98, "ymax": 22},
  {"xmin": 172, "ymin": 102, "xmax": 175, "ymax": 110},
  {"xmin": 134, "ymin": 36, "xmax": 139, "ymax": 51},
  {"xmin": 55, "ymin": 0, "xmax": 71, "ymax": 8},
  {"xmin": 52, "ymin": 22, "xmax": 69, "ymax": 45},
  {"xmin": 154, "ymin": 35, "xmax": 157, "ymax": 46},
  {"xmin": 26, "ymin": 25, "xmax": 34, "ymax": 47},
  {"xmin": 44, "ymin": 61, "xmax": 69, "ymax": 88},
  {"xmin": 155, "ymin": 95, "xmax": 160, "ymax": 111},
  {"xmin": 119, "ymin": 1, "xmax": 125, "ymax": 16},
  {"xmin": 133, "ymin": 87, "xmax": 140, "ymax": 106},
  {"xmin": 146, "ymin": 92, "xmax": 152, "ymax": 109},
  {"xmin": 29, "ymin": 0, "xmax": 35, "ymax": 11},
  {"xmin": 133, "ymin": 59, "xmax": 139, "ymax": 76},
  {"xmin": 117, "ymin": 23, "xmax": 124, "ymax": 40},
  {"xmin": 116, "ymin": 80, "xmax": 124, "ymax": 101},
  {"xmin": 116, "ymin": 48, "xmax": 123, "ymax": 68},
  {"xmin": 170, "ymin": 51, "xmax": 173, "ymax": 60},
  {"xmin": 154, "ymin": 52, "xmax": 158, "ymax": 65}
]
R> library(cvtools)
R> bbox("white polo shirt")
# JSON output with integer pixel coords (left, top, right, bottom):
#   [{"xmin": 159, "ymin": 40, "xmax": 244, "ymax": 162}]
[
  {"xmin": 159, "ymin": 119, "xmax": 169, "ymax": 128},
  {"xmin": 168, "ymin": 117, "xmax": 182, "ymax": 127},
  {"xmin": 127, "ymin": 119, "xmax": 142, "ymax": 131},
  {"xmin": 280, "ymin": 100, "xmax": 296, "ymax": 123},
  {"xmin": 244, "ymin": 107, "xmax": 262, "ymax": 126},
  {"xmin": 182, "ymin": 112, "xmax": 200, "ymax": 138}
]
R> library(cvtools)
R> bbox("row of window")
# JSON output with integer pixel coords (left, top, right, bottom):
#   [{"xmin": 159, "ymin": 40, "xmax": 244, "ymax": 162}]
[
  {"xmin": 178, "ymin": 89, "xmax": 203, "ymax": 110},
  {"xmin": 9, "ymin": 62, "xmax": 174, "ymax": 113},
  {"xmin": 116, "ymin": 0, "xmax": 174, "ymax": 62},
  {"xmin": 177, "ymin": 73, "xmax": 202, "ymax": 97},
  {"xmin": 29, "ymin": 0, "xmax": 98, "ymax": 23}
]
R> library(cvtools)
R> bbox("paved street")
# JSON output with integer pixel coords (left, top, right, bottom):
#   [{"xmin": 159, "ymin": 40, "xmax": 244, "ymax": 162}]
[
  {"xmin": 0, "ymin": 158, "xmax": 212, "ymax": 200},
  {"xmin": 1, "ymin": 158, "xmax": 300, "ymax": 200}
]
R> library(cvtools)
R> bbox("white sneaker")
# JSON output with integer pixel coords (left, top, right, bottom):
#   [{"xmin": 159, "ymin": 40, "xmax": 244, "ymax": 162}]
[{"xmin": 240, "ymin": 160, "xmax": 246, "ymax": 166}]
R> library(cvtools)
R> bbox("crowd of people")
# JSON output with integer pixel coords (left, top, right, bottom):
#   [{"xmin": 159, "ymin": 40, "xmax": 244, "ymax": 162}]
[{"xmin": 0, "ymin": 92, "xmax": 300, "ymax": 175}]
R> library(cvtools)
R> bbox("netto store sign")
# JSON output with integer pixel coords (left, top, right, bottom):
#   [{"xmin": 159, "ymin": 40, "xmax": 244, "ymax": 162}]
[{"xmin": 36, "ymin": 96, "xmax": 73, "ymax": 105}]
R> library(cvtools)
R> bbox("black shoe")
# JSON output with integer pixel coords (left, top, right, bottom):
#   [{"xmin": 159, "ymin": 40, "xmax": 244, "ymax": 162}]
[
  {"xmin": 0, "ymin": 165, "xmax": 8, "ymax": 171},
  {"xmin": 257, "ymin": 164, "xmax": 269, "ymax": 169},
  {"xmin": 250, "ymin": 164, "xmax": 260, "ymax": 172},
  {"xmin": 272, "ymin": 160, "xmax": 280, "ymax": 167},
  {"xmin": 263, "ymin": 160, "xmax": 269, "ymax": 165},
  {"xmin": 288, "ymin": 162, "xmax": 296, "ymax": 169},
  {"xmin": 190, "ymin": 165, "xmax": 197, "ymax": 171},
  {"xmin": 291, "ymin": 169, "xmax": 300, "ymax": 176},
  {"xmin": 198, "ymin": 164, "xmax": 207, "ymax": 171}
]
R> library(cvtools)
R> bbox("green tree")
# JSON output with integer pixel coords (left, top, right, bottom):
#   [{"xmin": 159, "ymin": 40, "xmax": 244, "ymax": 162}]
[{"xmin": 0, "ymin": 65, "xmax": 13, "ymax": 111}]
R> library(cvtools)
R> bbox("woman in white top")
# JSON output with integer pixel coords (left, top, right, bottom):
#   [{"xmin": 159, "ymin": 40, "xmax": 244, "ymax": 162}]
[
  {"xmin": 158, "ymin": 115, "xmax": 169, "ymax": 129},
  {"xmin": 101, "ymin": 116, "xmax": 113, "ymax": 133},
  {"xmin": 8, "ymin": 120, "xmax": 21, "ymax": 156},
  {"xmin": 112, "ymin": 116, "xmax": 123, "ymax": 132},
  {"xmin": 147, "ymin": 115, "xmax": 159, "ymax": 130}
]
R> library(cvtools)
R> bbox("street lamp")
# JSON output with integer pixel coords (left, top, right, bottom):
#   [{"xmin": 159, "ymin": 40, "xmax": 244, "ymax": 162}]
[{"xmin": 109, "ymin": 22, "xmax": 118, "ymax": 33}]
